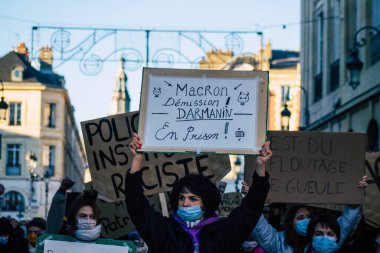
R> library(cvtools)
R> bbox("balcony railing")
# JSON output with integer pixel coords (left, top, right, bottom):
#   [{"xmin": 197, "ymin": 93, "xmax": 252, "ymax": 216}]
[{"xmin": 6, "ymin": 165, "xmax": 21, "ymax": 176}]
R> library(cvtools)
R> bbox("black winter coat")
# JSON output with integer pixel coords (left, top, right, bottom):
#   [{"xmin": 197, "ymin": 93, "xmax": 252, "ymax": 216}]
[{"xmin": 125, "ymin": 171, "xmax": 270, "ymax": 253}]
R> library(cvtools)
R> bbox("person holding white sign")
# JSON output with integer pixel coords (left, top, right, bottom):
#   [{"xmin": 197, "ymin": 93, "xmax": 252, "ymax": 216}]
[{"xmin": 125, "ymin": 133, "xmax": 272, "ymax": 253}]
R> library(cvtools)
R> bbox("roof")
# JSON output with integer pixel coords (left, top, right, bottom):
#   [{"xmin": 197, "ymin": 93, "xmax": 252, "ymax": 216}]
[
  {"xmin": 270, "ymin": 50, "xmax": 300, "ymax": 69},
  {"xmin": 0, "ymin": 51, "xmax": 64, "ymax": 88}
]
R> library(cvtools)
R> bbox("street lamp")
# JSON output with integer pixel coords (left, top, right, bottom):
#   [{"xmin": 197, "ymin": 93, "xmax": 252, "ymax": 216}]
[
  {"xmin": 43, "ymin": 169, "xmax": 51, "ymax": 218},
  {"xmin": 26, "ymin": 151, "xmax": 38, "ymax": 220},
  {"xmin": 281, "ymin": 103, "xmax": 291, "ymax": 130},
  {"xmin": 234, "ymin": 156, "xmax": 242, "ymax": 192},
  {"xmin": 346, "ymin": 26, "xmax": 380, "ymax": 89},
  {"xmin": 0, "ymin": 80, "xmax": 8, "ymax": 121}
]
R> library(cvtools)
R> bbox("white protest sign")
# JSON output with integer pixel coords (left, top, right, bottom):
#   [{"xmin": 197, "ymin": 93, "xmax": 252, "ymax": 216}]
[
  {"xmin": 138, "ymin": 68, "xmax": 268, "ymax": 154},
  {"xmin": 43, "ymin": 240, "xmax": 131, "ymax": 253}
]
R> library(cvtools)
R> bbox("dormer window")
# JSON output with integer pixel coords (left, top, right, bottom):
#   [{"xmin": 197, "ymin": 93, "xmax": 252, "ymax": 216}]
[{"xmin": 11, "ymin": 65, "xmax": 24, "ymax": 81}]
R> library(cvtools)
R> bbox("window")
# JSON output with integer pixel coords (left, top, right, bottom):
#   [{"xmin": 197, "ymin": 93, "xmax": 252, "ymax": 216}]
[
  {"xmin": 44, "ymin": 103, "xmax": 56, "ymax": 128},
  {"xmin": 314, "ymin": 12, "xmax": 324, "ymax": 102},
  {"xmin": 43, "ymin": 145, "xmax": 55, "ymax": 176},
  {"xmin": 281, "ymin": 86, "xmax": 290, "ymax": 104},
  {"xmin": 332, "ymin": 0, "xmax": 340, "ymax": 62},
  {"xmin": 9, "ymin": 102, "xmax": 21, "ymax": 126},
  {"xmin": 1, "ymin": 191, "xmax": 25, "ymax": 212},
  {"xmin": 371, "ymin": 0, "xmax": 380, "ymax": 64},
  {"xmin": 11, "ymin": 65, "xmax": 24, "ymax": 82},
  {"xmin": 6, "ymin": 144, "xmax": 21, "ymax": 176}
]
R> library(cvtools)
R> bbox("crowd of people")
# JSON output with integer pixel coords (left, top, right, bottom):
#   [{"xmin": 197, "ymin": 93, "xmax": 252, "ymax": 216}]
[{"xmin": 0, "ymin": 133, "xmax": 379, "ymax": 253}]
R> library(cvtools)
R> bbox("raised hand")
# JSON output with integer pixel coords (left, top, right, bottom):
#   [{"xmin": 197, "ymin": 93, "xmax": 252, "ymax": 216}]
[
  {"xmin": 60, "ymin": 178, "xmax": 75, "ymax": 191},
  {"xmin": 357, "ymin": 175, "xmax": 368, "ymax": 189},
  {"xmin": 129, "ymin": 133, "xmax": 143, "ymax": 173},
  {"xmin": 255, "ymin": 141, "xmax": 272, "ymax": 177}
]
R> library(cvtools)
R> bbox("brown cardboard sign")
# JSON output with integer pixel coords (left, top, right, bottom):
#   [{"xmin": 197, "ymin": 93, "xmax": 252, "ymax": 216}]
[
  {"xmin": 364, "ymin": 152, "xmax": 380, "ymax": 228},
  {"xmin": 138, "ymin": 68, "xmax": 268, "ymax": 155},
  {"xmin": 97, "ymin": 194, "xmax": 162, "ymax": 239},
  {"xmin": 81, "ymin": 111, "xmax": 231, "ymax": 201},
  {"xmin": 219, "ymin": 192, "xmax": 243, "ymax": 217},
  {"xmin": 244, "ymin": 131, "xmax": 366, "ymax": 204}
]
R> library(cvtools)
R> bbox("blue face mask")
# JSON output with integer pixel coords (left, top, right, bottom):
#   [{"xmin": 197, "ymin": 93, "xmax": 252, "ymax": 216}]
[
  {"xmin": 312, "ymin": 235, "xmax": 339, "ymax": 253},
  {"xmin": 0, "ymin": 236, "xmax": 9, "ymax": 245},
  {"xmin": 375, "ymin": 236, "xmax": 380, "ymax": 246},
  {"xmin": 295, "ymin": 218, "xmax": 310, "ymax": 236},
  {"xmin": 176, "ymin": 205, "xmax": 204, "ymax": 222}
]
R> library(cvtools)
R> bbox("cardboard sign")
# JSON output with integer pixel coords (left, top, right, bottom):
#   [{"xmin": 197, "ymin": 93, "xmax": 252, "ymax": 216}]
[
  {"xmin": 219, "ymin": 192, "xmax": 243, "ymax": 217},
  {"xmin": 244, "ymin": 131, "xmax": 366, "ymax": 204},
  {"xmin": 138, "ymin": 68, "xmax": 268, "ymax": 154},
  {"xmin": 364, "ymin": 152, "xmax": 380, "ymax": 228},
  {"xmin": 98, "ymin": 194, "xmax": 162, "ymax": 239},
  {"xmin": 36, "ymin": 234, "xmax": 135, "ymax": 253},
  {"xmin": 81, "ymin": 111, "xmax": 231, "ymax": 200}
]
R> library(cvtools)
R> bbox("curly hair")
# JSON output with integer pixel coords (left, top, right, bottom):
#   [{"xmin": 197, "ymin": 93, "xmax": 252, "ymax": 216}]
[{"xmin": 170, "ymin": 174, "xmax": 221, "ymax": 218}]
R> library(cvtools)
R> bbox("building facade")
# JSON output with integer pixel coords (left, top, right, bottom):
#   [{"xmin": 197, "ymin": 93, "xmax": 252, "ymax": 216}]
[
  {"xmin": 301, "ymin": 0, "xmax": 380, "ymax": 151},
  {"xmin": 200, "ymin": 43, "xmax": 301, "ymax": 131},
  {"xmin": 0, "ymin": 43, "xmax": 87, "ymax": 219},
  {"xmin": 199, "ymin": 45, "xmax": 301, "ymax": 186}
]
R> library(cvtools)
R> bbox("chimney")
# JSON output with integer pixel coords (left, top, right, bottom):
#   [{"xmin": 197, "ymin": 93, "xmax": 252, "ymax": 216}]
[
  {"xmin": 15, "ymin": 42, "xmax": 30, "ymax": 61},
  {"xmin": 39, "ymin": 46, "xmax": 53, "ymax": 73}
]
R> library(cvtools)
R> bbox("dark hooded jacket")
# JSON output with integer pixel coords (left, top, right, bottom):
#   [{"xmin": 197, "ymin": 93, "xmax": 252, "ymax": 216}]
[{"xmin": 125, "ymin": 171, "xmax": 269, "ymax": 253}]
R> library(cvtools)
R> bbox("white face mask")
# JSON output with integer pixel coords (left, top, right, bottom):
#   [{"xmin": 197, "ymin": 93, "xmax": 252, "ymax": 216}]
[
  {"xmin": 74, "ymin": 224, "xmax": 102, "ymax": 241},
  {"xmin": 76, "ymin": 218, "xmax": 97, "ymax": 230}
]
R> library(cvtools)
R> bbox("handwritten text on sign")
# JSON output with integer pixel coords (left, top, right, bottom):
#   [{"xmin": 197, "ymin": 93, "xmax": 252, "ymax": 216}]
[
  {"xmin": 81, "ymin": 111, "xmax": 231, "ymax": 200},
  {"xmin": 244, "ymin": 131, "xmax": 365, "ymax": 204},
  {"xmin": 139, "ymin": 68, "xmax": 268, "ymax": 154}
]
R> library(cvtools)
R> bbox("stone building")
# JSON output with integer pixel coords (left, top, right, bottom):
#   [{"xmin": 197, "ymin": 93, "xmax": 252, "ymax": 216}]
[
  {"xmin": 0, "ymin": 43, "xmax": 86, "ymax": 219},
  {"xmin": 300, "ymin": 0, "xmax": 380, "ymax": 151}
]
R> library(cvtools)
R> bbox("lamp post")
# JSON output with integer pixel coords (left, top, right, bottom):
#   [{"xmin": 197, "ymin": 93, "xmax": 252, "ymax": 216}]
[
  {"xmin": 281, "ymin": 103, "xmax": 292, "ymax": 130},
  {"xmin": 0, "ymin": 80, "xmax": 8, "ymax": 121},
  {"xmin": 43, "ymin": 169, "xmax": 51, "ymax": 219},
  {"xmin": 26, "ymin": 151, "xmax": 38, "ymax": 220},
  {"xmin": 346, "ymin": 26, "xmax": 380, "ymax": 89},
  {"xmin": 234, "ymin": 156, "xmax": 242, "ymax": 192}
]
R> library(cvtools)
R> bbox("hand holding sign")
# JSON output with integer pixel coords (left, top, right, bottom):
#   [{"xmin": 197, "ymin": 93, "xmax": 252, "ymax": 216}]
[
  {"xmin": 256, "ymin": 141, "xmax": 272, "ymax": 177},
  {"xmin": 129, "ymin": 133, "xmax": 143, "ymax": 174}
]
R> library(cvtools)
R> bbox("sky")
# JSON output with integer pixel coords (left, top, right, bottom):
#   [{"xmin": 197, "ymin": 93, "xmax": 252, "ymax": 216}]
[{"xmin": 0, "ymin": 0, "xmax": 300, "ymax": 129}]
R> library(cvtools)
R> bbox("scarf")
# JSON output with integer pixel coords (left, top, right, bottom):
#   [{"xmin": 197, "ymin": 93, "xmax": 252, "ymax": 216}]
[{"xmin": 173, "ymin": 213, "xmax": 219, "ymax": 253}]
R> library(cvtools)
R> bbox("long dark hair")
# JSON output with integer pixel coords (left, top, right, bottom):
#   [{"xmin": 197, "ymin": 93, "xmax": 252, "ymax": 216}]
[
  {"xmin": 67, "ymin": 189, "xmax": 99, "ymax": 233},
  {"xmin": 284, "ymin": 205, "xmax": 312, "ymax": 253},
  {"xmin": 170, "ymin": 174, "xmax": 221, "ymax": 218}
]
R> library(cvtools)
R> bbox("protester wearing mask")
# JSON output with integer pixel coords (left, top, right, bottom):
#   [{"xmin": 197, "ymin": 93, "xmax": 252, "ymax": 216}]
[
  {"xmin": 304, "ymin": 215, "xmax": 341, "ymax": 253},
  {"xmin": 65, "ymin": 189, "xmax": 102, "ymax": 241},
  {"xmin": 125, "ymin": 133, "xmax": 271, "ymax": 253},
  {"xmin": 26, "ymin": 217, "xmax": 46, "ymax": 253},
  {"xmin": 0, "ymin": 217, "xmax": 28, "ymax": 253},
  {"xmin": 242, "ymin": 176, "xmax": 367, "ymax": 253}
]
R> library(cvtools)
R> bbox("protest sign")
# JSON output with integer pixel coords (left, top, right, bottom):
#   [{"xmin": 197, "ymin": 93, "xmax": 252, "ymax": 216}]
[
  {"xmin": 219, "ymin": 192, "xmax": 243, "ymax": 217},
  {"xmin": 364, "ymin": 152, "xmax": 380, "ymax": 228},
  {"xmin": 244, "ymin": 131, "xmax": 366, "ymax": 204},
  {"xmin": 81, "ymin": 111, "xmax": 231, "ymax": 200},
  {"xmin": 138, "ymin": 68, "xmax": 268, "ymax": 154},
  {"xmin": 97, "ymin": 194, "xmax": 163, "ymax": 239},
  {"xmin": 36, "ymin": 234, "xmax": 136, "ymax": 253}
]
